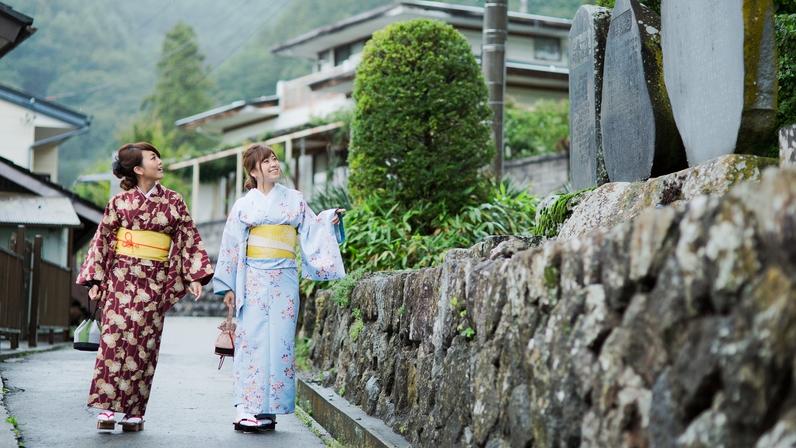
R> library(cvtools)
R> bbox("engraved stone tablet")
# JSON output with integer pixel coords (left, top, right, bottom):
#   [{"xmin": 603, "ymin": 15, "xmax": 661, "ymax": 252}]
[
  {"xmin": 569, "ymin": 5, "xmax": 612, "ymax": 190},
  {"xmin": 601, "ymin": 0, "xmax": 687, "ymax": 182},
  {"xmin": 662, "ymin": 0, "xmax": 777, "ymax": 165}
]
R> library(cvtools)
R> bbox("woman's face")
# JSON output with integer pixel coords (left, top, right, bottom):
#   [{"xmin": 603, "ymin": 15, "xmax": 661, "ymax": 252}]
[
  {"xmin": 135, "ymin": 150, "xmax": 164, "ymax": 182},
  {"xmin": 253, "ymin": 153, "xmax": 280, "ymax": 183}
]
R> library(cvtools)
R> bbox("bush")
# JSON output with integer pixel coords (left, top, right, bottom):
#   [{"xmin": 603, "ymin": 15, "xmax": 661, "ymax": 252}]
[
  {"xmin": 505, "ymin": 99, "xmax": 570, "ymax": 160},
  {"xmin": 340, "ymin": 181, "xmax": 538, "ymax": 272},
  {"xmin": 776, "ymin": 13, "xmax": 796, "ymax": 131},
  {"xmin": 348, "ymin": 18, "xmax": 494, "ymax": 228}
]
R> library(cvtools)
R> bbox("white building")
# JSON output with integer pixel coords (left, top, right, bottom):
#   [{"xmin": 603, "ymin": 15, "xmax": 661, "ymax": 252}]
[{"xmin": 0, "ymin": 83, "xmax": 91, "ymax": 184}]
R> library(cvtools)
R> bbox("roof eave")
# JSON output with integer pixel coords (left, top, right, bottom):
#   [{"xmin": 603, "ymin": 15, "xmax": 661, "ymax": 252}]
[
  {"xmin": 271, "ymin": 0, "xmax": 572, "ymax": 57},
  {"xmin": 175, "ymin": 95, "xmax": 279, "ymax": 129},
  {"xmin": 0, "ymin": 83, "xmax": 90, "ymax": 128}
]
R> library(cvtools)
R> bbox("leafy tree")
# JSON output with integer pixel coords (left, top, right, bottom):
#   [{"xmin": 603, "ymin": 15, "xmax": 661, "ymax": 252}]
[
  {"xmin": 348, "ymin": 19, "xmax": 493, "ymax": 231},
  {"xmin": 505, "ymin": 99, "xmax": 570, "ymax": 160},
  {"xmin": 775, "ymin": 0, "xmax": 796, "ymax": 14},
  {"xmin": 109, "ymin": 20, "xmax": 218, "ymax": 200}
]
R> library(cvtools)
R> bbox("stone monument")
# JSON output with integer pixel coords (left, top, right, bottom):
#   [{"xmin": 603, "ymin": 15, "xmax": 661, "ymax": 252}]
[
  {"xmin": 662, "ymin": 0, "xmax": 777, "ymax": 165},
  {"xmin": 600, "ymin": 0, "xmax": 687, "ymax": 183},
  {"xmin": 569, "ymin": 5, "xmax": 612, "ymax": 190}
]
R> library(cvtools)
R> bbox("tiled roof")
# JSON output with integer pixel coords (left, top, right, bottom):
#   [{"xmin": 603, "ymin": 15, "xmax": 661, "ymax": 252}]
[{"xmin": 0, "ymin": 194, "xmax": 81, "ymax": 226}]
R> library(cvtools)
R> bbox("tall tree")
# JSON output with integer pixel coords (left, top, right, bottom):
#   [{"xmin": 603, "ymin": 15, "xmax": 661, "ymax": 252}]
[{"xmin": 143, "ymin": 21, "xmax": 214, "ymax": 128}]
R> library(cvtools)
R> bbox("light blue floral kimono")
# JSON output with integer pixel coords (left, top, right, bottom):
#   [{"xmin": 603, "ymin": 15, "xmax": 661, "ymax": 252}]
[{"xmin": 213, "ymin": 184, "xmax": 345, "ymax": 415}]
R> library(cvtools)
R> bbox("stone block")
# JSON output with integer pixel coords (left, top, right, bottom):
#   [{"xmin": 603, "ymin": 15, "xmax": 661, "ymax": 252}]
[
  {"xmin": 601, "ymin": 0, "xmax": 687, "ymax": 182},
  {"xmin": 569, "ymin": 5, "xmax": 612, "ymax": 190},
  {"xmin": 558, "ymin": 154, "xmax": 778, "ymax": 241},
  {"xmin": 662, "ymin": 0, "xmax": 777, "ymax": 164}
]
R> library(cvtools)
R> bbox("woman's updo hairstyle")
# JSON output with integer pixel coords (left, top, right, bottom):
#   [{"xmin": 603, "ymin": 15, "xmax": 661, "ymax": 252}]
[
  {"xmin": 242, "ymin": 144, "xmax": 280, "ymax": 191},
  {"xmin": 112, "ymin": 142, "xmax": 161, "ymax": 190}
]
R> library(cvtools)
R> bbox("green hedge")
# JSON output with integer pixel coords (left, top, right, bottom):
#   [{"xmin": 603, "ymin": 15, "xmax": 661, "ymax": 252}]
[{"xmin": 348, "ymin": 18, "xmax": 494, "ymax": 228}]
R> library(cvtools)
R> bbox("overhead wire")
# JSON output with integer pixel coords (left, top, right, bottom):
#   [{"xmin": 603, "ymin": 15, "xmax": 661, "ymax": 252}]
[
  {"xmin": 47, "ymin": 0, "xmax": 177, "ymax": 99},
  {"xmin": 85, "ymin": 0, "xmax": 294, "ymax": 112},
  {"xmin": 48, "ymin": 0, "xmax": 280, "ymax": 101}
]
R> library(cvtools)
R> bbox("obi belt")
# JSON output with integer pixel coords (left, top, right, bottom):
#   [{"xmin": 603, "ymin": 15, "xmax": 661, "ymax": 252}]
[
  {"xmin": 114, "ymin": 228, "xmax": 172, "ymax": 261},
  {"xmin": 246, "ymin": 225, "xmax": 297, "ymax": 259}
]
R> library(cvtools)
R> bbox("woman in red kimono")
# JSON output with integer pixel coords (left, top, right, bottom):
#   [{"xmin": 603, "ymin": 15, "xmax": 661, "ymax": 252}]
[{"xmin": 76, "ymin": 142, "xmax": 214, "ymax": 431}]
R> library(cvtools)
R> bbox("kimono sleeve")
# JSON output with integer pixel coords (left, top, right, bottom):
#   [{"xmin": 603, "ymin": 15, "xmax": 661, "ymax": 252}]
[
  {"xmin": 296, "ymin": 194, "xmax": 346, "ymax": 281},
  {"xmin": 75, "ymin": 199, "xmax": 119, "ymax": 295},
  {"xmin": 213, "ymin": 203, "xmax": 247, "ymax": 295},
  {"xmin": 164, "ymin": 195, "xmax": 214, "ymax": 309}
]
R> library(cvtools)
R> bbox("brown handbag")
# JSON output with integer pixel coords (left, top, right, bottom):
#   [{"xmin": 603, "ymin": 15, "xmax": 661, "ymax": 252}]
[{"xmin": 215, "ymin": 304, "xmax": 236, "ymax": 370}]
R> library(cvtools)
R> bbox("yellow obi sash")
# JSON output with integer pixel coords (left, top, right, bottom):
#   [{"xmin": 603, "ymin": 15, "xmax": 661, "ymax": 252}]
[
  {"xmin": 247, "ymin": 225, "xmax": 297, "ymax": 259},
  {"xmin": 114, "ymin": 228, "xmax": 171, "ymax": 262}
]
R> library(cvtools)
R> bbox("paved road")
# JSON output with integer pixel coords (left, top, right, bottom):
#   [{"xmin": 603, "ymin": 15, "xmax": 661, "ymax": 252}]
[{"xmin": 0, "ymin": 317, "xmax": 330, "ymax": 448}]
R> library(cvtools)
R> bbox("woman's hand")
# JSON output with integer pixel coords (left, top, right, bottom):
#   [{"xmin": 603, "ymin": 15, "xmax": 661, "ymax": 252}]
[
  {"xmin": 331, "ymin": 208, "xmax": 346, "ymax": 225},
  {"xmin": 189, "ymin": 281, "xmax": 203, "ymax": 301},
  {"xmin": 88, "ymin": 285, "xmax": 100, "ymax": 301},
  {"xmin": 223, "ymin": 290, "xmax": 235, "ymax": 309}
]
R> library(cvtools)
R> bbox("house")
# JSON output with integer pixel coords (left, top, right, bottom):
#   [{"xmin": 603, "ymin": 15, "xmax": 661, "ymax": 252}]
[
  {"xmin": 0, "ymin": 156, "xmax": 103, "ymax": 264},
  {"xmin": 172, "ymin": 0, "xmax": 572, "ymax": 226},
  {"xmin": 0, "ymin": 83, "xmax": 92, "ymax": 184},
  {"xmin": 0, "ymin": 2, "xmax": 102, "ymax": 336}
]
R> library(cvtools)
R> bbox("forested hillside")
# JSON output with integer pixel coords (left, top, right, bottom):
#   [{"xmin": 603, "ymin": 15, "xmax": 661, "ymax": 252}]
[{"xmin": 0, "ymin": 0, "xmax": 583, "ymax": 186}]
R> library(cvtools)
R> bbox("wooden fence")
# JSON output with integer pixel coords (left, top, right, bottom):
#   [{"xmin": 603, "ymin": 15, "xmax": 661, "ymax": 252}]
[
  {"xmin": 0, "ymin": 226, "xmax": 72, "ymax": 349},
  {"xmin": 38, "ymin": 259, "xmax": 72, "ymax": 344},
  {"xmin": 0, "ymin": 246, "xmax": 25, "ymax": 348}
]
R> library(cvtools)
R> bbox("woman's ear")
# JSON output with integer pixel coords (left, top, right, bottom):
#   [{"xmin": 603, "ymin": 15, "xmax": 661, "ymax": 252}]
[{"xmin": 133, "ymin": 165, "xmax": 143, "ymax": 176}]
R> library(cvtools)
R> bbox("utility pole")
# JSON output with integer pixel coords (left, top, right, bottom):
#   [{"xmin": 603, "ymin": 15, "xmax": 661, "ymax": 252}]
[{"xmin": 482, "ymin": 1, "xmax": 508, "ymax": 181}]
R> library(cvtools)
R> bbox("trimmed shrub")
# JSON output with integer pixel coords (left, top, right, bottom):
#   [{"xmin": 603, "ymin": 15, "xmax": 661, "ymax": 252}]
[{"xmin": 348, "ymin": 18, "xmax": 494, "ymax": 229}]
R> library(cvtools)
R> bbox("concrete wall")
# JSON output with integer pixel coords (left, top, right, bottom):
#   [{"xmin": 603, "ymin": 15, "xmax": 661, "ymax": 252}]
[{"xmin": 307, "ymin": 167, "xmax": 796, "ymax": 448}]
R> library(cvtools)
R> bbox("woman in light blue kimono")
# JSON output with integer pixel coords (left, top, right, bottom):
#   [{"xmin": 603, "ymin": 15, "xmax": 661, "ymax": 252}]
[{"xmin": 213, "ymin": 144, "xmax": 346, "ymax": 431}]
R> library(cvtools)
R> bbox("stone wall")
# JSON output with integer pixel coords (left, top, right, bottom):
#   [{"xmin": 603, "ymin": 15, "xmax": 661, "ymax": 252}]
[
  {"xmin": 505, "ymin": 152, "xmax": 569, "ymax": 197},
  {"xmin": 308, "ymin": 167, "xmax": 796, "ymax": 447}
]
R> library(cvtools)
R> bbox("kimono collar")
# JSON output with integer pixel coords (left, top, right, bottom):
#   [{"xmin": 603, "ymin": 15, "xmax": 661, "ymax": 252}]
[
  {"xmin": 136, "ymin": 183, "xmax": 160, "ymax": 198},
  {"xmin": 252, "ymin": 183, "xmax": 284, "ymax": 199}
]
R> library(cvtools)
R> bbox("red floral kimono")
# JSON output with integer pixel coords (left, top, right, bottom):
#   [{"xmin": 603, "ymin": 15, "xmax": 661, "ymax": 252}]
[{"xmin": 76, "ymin": 183, "xmax": 213, "ymax": 416}]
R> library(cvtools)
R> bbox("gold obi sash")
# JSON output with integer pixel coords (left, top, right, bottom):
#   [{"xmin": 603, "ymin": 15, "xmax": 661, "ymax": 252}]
[
  {"xmin": 114, "ymin": 228, "xmax": 171, "ymax": 262},
  {"xmin": 247, "ymin": 225, "xmax": 297, "ymax": 259}
]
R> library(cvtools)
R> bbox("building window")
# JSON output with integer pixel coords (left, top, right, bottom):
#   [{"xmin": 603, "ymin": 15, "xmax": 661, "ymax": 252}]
[
  {"xmin": 316, "ymin": 50, "xmax": 332, "ymax": 72},
  {"xmin": 334, "ymin": 39, "xmax": 366, "ymax": 66},
  {"xmin": 534, "ymin": 37, "xmax": 561, "ymax": 62}
]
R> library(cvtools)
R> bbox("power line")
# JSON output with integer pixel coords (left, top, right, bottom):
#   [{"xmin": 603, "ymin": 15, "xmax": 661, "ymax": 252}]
[
  {"xmin": 207, "ymin": 0, "xmax": 293, "ymax": 74},
  {"xmin": 82, "ymin": 0, "xmax": 293, "ymax": 111},
  {"xmin": 48, "ymin": 0, "xmax": 177, "ymax": 97},
  {"xmin": 47, "ymin": 0, "xmax": 276, "ymax": 101}
]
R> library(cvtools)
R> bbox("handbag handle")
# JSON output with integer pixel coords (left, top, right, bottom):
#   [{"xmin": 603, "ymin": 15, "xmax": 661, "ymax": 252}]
[
  {"xmin": 225, "ymin": 299, "xmax": 234, "ymax": 323},
  {"xmin": 85, "ymin": 291, "xmax": 99, "ymax": 320}
]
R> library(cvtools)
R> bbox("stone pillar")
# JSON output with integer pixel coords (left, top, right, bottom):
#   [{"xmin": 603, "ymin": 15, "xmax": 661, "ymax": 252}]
[
  {"xmin": 569, "ymin": 5, "xmax": 611, "ymax": 190},
  {"xmin": 662, "ymin": 0, "xmax": 777, "ymax": 165},
  {"xmin": 601, "ymin": 0, "xmax": 687, "ymax": 183}
]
